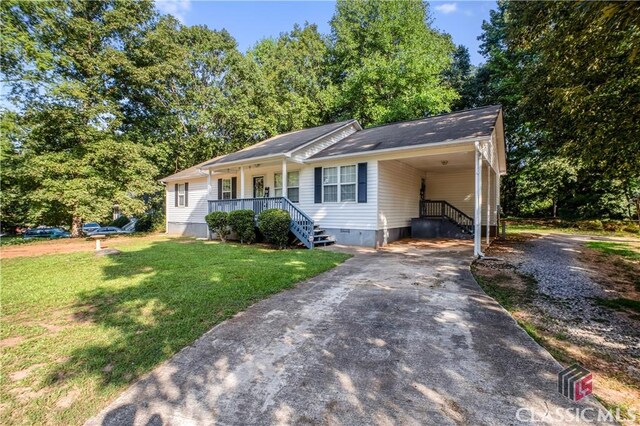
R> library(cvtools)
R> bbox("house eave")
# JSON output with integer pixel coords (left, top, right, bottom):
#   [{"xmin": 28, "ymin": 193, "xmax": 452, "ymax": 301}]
[{"xmin": 160, "ymin": 171, "xmax": 208, "ymax": 183}]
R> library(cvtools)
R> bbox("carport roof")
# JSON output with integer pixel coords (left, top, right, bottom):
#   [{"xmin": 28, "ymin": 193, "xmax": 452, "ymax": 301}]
[{"xmin": 309, "ymin": 105, "xmax": 502, "ymax": 159}]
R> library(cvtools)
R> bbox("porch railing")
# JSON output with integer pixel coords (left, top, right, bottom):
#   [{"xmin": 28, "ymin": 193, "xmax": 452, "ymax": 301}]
[
  {"xmin": 208, "ymin": 197, "xmax": 315, "ymax": 249},
  {"xmin": 419, "ymin": 200, "xmax": 474, "ymax": 235}
]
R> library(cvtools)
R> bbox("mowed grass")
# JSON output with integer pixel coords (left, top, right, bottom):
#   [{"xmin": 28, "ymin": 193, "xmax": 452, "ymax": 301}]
[
  {"xmin": 0, "ymin": 237, "xmax": 350, "ymax": 425},
  {"xmin": 586, "ymin": 241, "xmax": 640, "ymax": 260}
]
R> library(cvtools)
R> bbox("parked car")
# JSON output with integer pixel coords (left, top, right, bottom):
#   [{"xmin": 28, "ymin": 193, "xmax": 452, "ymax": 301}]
[
  {"xmin": 82, "ymin": 222, "xmax": 101, "ymax": 234},
  {"xmin": 122, "ymin": 218, "xmax": 137, "ymax": 232},
  {"xmin": 23, "ymin": 227, "xmax": 71, "ymax": 239},
  {"xmin": 87, "ymin": 226, "xmax": 132, "ymax": 236}
]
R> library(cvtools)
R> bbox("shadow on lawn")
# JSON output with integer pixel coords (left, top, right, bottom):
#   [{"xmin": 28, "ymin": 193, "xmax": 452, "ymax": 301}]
[{"xmin": 47, "ymin": 239, "xmax": 330, "ymax": 389}]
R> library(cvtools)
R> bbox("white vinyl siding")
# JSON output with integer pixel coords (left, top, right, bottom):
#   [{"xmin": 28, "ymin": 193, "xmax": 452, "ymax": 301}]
[
  {"xmin": 377, "ymin": 160, "xmax": 424, "ymax": 229},
  {"xmin": 427, "ymin": 166, "xmax": 495, "ymax": 226},
  {"xmin": 425, "ymin": 169, "xmax": 475, "ymax": 220},
  {"xmin": 299, "ymin": 159, "xmax": 378, "ymax": 230},
  {"xmin": 165, "ymin": 177, "xmax": 208, "ymax": 225}
]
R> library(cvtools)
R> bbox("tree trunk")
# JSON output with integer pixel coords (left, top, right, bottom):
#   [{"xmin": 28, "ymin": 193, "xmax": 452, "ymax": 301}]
[
  {"xmin": 71, "ymin": 215, "xmax": 82, "ymax": 237},
  {"xmin": 552, "ymin": 199, "xmax": 557, "ymax": 218}
]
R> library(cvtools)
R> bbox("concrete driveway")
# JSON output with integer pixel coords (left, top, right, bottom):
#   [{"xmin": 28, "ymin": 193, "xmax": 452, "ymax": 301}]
[{"xmin": 87, "ymin": 240, "xmax": 611, "ymax": 425}]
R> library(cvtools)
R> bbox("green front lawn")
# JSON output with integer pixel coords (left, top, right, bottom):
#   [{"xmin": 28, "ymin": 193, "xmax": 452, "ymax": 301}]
[
  {"xmin": 585, "ymin": 241, "xmax": 640, "ymax": 260},
  {"xmin": 0, "ymin": 237, "xmax": 350, "ymax": 425}
]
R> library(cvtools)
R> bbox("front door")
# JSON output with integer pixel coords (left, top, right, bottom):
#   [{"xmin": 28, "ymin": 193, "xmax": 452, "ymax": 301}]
[{"xmin": 253, "ymin": 176, "xmax": 265, "ymax": 198}]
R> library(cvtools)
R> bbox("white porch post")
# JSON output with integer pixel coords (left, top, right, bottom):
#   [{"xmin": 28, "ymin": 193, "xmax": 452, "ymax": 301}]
[
  {"xmin": 207, "ymin": 169, "xmax": 212, "ymax": 198},
  {"xmin": 474, "ymin": 146, "xmax": 484, "ymax": 257},
  {"xmin": 240, "ymin": 166, "xmax": 245, "ymax": 199},
  {"xmin": 282, "ymin": 159, "xmax": 287, "ymax": 198},
  {"xmin": 486, "ymin": 164, "xmax": 491, "ymax": 245}
]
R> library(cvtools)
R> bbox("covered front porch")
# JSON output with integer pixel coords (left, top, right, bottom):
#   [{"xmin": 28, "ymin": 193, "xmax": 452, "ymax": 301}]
[{"xmin": 204, "ymin": 158, "xmax": 330, "ymax": 249}]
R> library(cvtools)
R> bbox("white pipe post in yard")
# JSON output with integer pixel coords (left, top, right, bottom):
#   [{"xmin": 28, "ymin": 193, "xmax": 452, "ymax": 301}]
[
  {"xmin": 282, "ymin": 159, "xmax": 287, "ymax": 198},
  {"xmin": 474, "ymin": 146, "xmax": 484, "ymax": 257}
]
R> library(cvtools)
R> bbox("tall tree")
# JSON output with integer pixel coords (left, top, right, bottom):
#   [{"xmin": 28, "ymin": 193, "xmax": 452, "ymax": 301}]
[
  {"xmin": 444, "ymin": 45, "xmax": 476, "ymax": 111},
  {"xmin": 250, "ymin": 23, "xmax": 336, "ymax": 134},
  {"xmin": 1, "ymin": 0, "xmax": 160, "ymax": 234},
  {"xmin": 121, "ymin": 16, "xmax": 276, "ymax": 175},
  {"xmin": 507, "ymin": 1, "xmax": 640, "ymax": 183},
  {"xmin": 475, "ymin": 0, "xmax": 640, "ymax": 219},
  {"xmin": 329, "ymin": 0, "xmax": 457, "ymax": 126}
]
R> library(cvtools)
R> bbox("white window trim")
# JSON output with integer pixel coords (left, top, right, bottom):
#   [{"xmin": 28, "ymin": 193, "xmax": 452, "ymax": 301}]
[
  {"xmin": 221, "ymin": 178, "xmax": 232, "ymax": 200},
  {"xmin": 323, "ymin": 165, "xmax": 357, "ymax": 203},
  {"xmin": 275, "ymin": 171, "xmax": 300, "ymax": 202},
  {"xmin": 178, "ymin": 183, "xmax": 186, "ymax": 207}
]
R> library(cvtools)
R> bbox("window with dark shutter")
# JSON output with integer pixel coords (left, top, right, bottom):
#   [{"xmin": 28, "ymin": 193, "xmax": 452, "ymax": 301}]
[
  {"xmin": 174, "ymin": 183, "xmax": 179, "ymax": 207},
  {"xmin": 184, "ymin": 182, "xmax": 189, "ymax": 207},
  {"xmin": 217, "ymin": 179, "xmax": 223, "ymax": 200},
  {"xmin": 357, "ymin": 163, "xmax": 367, "ymax": 203}
]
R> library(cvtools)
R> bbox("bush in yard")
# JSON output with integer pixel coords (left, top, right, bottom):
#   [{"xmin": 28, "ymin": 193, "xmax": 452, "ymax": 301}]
[
  {"xmin": 135, "ymin": 211, "xmax": 165, "ymax": 233},
  {"xmin": 258, "ymin": 209, "xmax": 291, "ymax": 249},
  {"xmin": 602, "ymin": 220, "xmax": 625, "ymax": 233},
  {"xmin": 228, "ymin": 209, "xmax": 256, "ymax": 244},
  {"xmin": 623, "ymin": 222, "xmax": 640, "ymax": 234},
  {"xmin": 576, "ymin": 219, "xmax": 603, "ymax": 231},
  {"xmin": 205, "ymin": 211, "xmax": 230, "ymax": 241},
  {"xmin": 109, "ymin": 216, "xmax": 129, "ymax": 228}
]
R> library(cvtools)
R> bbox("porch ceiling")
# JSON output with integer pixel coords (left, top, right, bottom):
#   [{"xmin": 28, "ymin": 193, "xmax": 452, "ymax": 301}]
[{"xmin": 391, "ymin": 150, "xmax": 476, "ymax": 172}]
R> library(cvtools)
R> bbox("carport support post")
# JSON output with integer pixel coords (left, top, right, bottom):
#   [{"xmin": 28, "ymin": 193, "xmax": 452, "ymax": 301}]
[
  {"xmin": 474, "ymin": 146, "xmax": 484, "ymax": 257},
  {"xmin": 486, "ymin": 165, "xmax": 491, "ymax": 245}
]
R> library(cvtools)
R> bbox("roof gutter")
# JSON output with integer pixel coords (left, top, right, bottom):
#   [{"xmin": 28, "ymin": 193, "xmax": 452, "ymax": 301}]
[{"xmin": 198, "ymin": 153, "xmax": 287, "ymax": 171}]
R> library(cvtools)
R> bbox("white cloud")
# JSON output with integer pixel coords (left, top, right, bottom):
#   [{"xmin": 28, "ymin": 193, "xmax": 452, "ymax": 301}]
[
  {"xmin": 434, "ymin": 3, "xmax": 458, "ymax": 14},
  {"xmin": 155, "ymin": 0, "xmax": 192, "ymax": 23}
]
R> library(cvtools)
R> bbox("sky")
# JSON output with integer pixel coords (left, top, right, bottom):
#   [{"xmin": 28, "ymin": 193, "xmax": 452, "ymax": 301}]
[{"xmin": 154, "ymin": 1, "xmax": 497, "ymax": 65}]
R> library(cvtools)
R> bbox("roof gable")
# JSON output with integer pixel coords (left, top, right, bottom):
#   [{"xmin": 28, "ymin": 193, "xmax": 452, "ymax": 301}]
[{"xmin": 203, "ymin": 120, "xmax": 356, "ymax": 167}]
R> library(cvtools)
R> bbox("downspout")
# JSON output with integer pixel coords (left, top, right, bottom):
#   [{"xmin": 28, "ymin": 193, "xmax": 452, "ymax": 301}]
[{"xmin": 474, "ymin": 144, "xmax": 485, "ymax": 258}]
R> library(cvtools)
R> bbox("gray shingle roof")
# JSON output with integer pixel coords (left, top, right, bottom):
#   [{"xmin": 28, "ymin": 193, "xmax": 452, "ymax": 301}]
[
  {"xmin": 203, "ymin": 120, "xmax": 356, "ymax": 167},
  {"xmin": 161, "ymin": 106, "xmax": 502, "ymax": 182},
  {"xmin": 309, "ymin": 105, "xmax": 502, "ymax": 159},
  {"xmin": 160, "ymin": 157, "xmax": 217, "ymax": 182}
]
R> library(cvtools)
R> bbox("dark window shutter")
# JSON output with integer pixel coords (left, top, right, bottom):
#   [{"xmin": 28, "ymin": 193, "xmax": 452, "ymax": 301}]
[
  {"xmin": 357, "ymin": 162, "xmax": 367, "ymax": 203},
  {"xmin": 184, "ymin": 182, "xmax": 189, "ymax": 207},
  {"xmin": 314, "ymin": 167, "xmax": 322, "ymax": 203},
  {"xmin": 217, "ymin": 179, "xmax": 222, "ymax": 200},
  {"xmin": 231, "ymin": 177, "xmax": 237, "ymax": 199},
  {"xmin": 174, "ymin": 183, "xmax": 178, "ymax": 207}
]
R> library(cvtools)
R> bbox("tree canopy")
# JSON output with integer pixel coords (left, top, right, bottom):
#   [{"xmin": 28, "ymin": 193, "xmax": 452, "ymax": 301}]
[
  {"xmin": 330, "ymin": 0, "xmax": 457, "ymax": 126},
  {"xmin": 1, "ymin": 0, "xmax": 639, "ymax": 232},
  {"xmin": 465, "ymin": 0, "xmax": 640, "ymax": 219}
]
